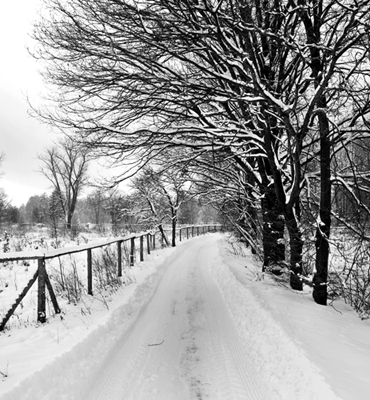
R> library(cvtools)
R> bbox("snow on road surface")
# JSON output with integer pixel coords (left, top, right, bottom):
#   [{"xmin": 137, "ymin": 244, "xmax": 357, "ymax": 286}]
[
  {"xmin": 86, "ymin": 235, "xmax": 267, "ymax": 400},
  {"xmin": 2, "ymin": 233, "xmax": 366, "ymax": 399}
]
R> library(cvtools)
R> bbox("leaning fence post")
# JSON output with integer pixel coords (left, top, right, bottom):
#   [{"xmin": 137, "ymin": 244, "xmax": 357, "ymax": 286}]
[
  {"xmin": 87, "ymin": 249, "xmax": 93, "ymax": 295},
  {"xmin": 130, "ymin": 237, "xmax": 135, "ymax": 266},
  {"xmin": 117, "ymin": 241, "xmax": 122, "ymax": 277},
  {"xmin": 37, "ymin": 258, "xmax": 46, "ymax": 323},
  {"xmin": 0, "ymin": 270, "xmax": 39, "ymax": 331},
  {"xmin": 45, "ymin": 272, "xmax": 61, "ymax": 314},
  {"xmin": 140, "ymin": 235, "xmax": 144, "ymax": 262}
]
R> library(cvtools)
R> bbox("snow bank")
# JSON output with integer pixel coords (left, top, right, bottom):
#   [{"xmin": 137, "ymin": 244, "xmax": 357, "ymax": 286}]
[
  {"xmin": 0, "ymin": 245, "xmax": 178, "ymax": 400},
  {"xmin": 212, "ymin": 236, "xmax": 370, "ymax": 400}
]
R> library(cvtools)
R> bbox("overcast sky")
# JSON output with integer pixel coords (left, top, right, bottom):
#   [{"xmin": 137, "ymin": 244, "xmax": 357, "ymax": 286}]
[{"xmin": 0, "ymin": 0, "xmax": 58, "ymax": 206}]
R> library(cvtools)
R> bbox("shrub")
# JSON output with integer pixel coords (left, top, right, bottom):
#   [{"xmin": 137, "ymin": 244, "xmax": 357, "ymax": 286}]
[{"xmin": 93, "ymin": 246, "xmax": 122, "ymax": 294}]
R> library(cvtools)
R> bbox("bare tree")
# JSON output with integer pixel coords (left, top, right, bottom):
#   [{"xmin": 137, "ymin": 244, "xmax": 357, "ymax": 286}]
[
  {"xmin": 30, "ymin": 0, "xmax": 288, "ymax": 273},
  {"xmin": 132, "ymin": 170, "xmax": 170, "ymax": 246},
  {"xmin": 32, "ymin": 0, "xmax": 370, "ymax": 305},
  {"xmin": 153, "ymin": 164, "xmax": 195, "ymax": 247},
  {"xmin": 39, "ymin": 138, "xmax": 89, "ymax": 231}
]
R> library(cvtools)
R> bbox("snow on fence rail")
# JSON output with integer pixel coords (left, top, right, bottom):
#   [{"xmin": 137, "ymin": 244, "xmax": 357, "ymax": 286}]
[{"xmin": 0, "ymin": 224, "xmax": 221, "ymax": 331}]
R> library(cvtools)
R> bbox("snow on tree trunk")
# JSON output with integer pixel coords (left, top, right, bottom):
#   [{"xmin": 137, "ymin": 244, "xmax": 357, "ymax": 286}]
[
  {"xmin": 285, "ymin": 208, "xmax": 303, "ymax": 291},
  {"xmin": 261, "ymin": 184, "xmax": 285, "ymax": 271},
  {"xmin": 313, "ymin": 109, "xmax": 331, "ymax": 306}
]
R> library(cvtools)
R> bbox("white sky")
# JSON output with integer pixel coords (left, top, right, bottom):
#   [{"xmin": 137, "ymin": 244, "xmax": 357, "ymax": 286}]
[{"xmin": 0, "ymin": 0, "xmax": 57, "ymax": 206}]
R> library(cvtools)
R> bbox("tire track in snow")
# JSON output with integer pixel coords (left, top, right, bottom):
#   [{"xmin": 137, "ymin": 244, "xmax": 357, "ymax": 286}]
[
  {"xmin": 84, "ymin": 235, "xmax": 268, "ymax": 400},
  {"xmin": 86, "ymin": 243, "xmax": 195, "ymax": 400},
  {"xmin": 194, "ymin": 243, "xmax": 270, "ymax": 400}
]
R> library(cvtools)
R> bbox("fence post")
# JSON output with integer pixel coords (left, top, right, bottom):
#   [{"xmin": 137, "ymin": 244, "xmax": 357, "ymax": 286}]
[
  {"xmin": 187, "ymin": 227, "xmax": 189, "ymax": 239},
  {"xmin": 130, "ymin": 237, "xmax": 135, "ymax": 266},
  {"xmin": 152, "ymin": 233, "xmax": 156, "ymax": 250},
  {"xmin": 147, "ymin": 234, "xmax": 151, "ymax": 255},
  {"xmin": 179, "ymin": 228, "xmax": 182, "ymax": 242},
  {"xmin": 117, "ymin": 241, "xmax": 122, "ymax": 277},
  {"xmin": 87, "ymin": 249, "xmax": 93, "ymax": 295},
  {"xmin": 197, "ymin": 226, "xmax": 199, "ymax": 236},
  {"xmin": 45, "ymin": 272, "xmax": 61, "ymax": 315},
  {"xmin": 140, "ymin": 235, "xmax": 144, "ymax": 262},
  {"xmin": 37, "ymin": 258, "xmax": 46, "ymax": 323}
]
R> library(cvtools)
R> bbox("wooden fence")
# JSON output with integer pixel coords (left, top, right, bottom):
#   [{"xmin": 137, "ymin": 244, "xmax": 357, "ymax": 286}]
[{"xmin": 0, "ymin": 224, "xmax": 221, "ymax": 331}]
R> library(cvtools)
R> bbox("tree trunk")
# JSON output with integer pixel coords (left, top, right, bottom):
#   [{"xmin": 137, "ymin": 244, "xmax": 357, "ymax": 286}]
[
  {"xmin": 247, "ymin": 201, "xmax": 258, "ymax": 255},
  {"xmin": 236, "ymin": 195, "xmax": 258, "ymax": 253},
  {"xmin": 285, "ymin": 207, "xmax": 303, "ymax": 291},
  {"xmin": 66, "ymin": 213, "xmax": 72, "ymax": 230},
  {"xmin": 171, "ymin": 215, "xmax": 177, "ymax": 247},
  {"xmin": 313, "ymin": 110, "xmax": 331, "ymax": 305},
  {"xmin": 261, "ymin": 184, "xmax": 285, "ymax": 271}
]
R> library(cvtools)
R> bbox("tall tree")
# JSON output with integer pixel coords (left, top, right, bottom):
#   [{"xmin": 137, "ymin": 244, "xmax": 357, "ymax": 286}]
[
  {"xmin": 33, "ymin": 0, "xmax": 370, "ymax": 304},
  {"xmin": 154, "ymin": 163, "xmax": 195, "ymax": 247},
  {"xmin": 39, "ymin": 138, "xmax": 89, "ymax": 230}
]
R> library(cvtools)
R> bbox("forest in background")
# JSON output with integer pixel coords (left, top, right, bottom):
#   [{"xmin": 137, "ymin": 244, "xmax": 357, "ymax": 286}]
[{"xmin": 0, "ymin": 189, "xmax": 219, "ymax": 235}]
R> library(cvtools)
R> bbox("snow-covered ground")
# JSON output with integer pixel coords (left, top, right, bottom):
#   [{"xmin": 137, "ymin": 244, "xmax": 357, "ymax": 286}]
[{"xmin": 0, "ymin": 233, "xmax": 369, "ymax": 399}]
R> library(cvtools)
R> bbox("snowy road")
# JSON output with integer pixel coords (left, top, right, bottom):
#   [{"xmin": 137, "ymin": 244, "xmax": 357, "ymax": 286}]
[
  {"xmin": 85, "ymin": 235, "xmax": 268, "ymax": 400},
  {"xmin": 2, "ymin": 233, "xmax": 355, "ymax": 400}
]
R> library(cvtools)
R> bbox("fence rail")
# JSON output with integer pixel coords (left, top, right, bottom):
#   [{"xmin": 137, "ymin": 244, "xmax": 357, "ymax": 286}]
[{"xmin": 0, "ymin": 224, "xmax": 221, "ymax": 331}]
